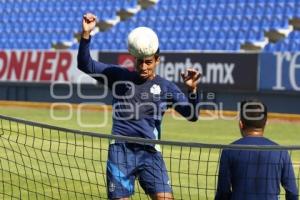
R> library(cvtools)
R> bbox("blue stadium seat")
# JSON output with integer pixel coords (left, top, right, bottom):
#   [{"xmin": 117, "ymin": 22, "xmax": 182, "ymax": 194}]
[
  {"xmin": 264, "ymin": 31, "xmax": 300, "ymax": 52},
  {"xmin": 0, "ymin": 0, "xmax": 298, "ymax": 51}
]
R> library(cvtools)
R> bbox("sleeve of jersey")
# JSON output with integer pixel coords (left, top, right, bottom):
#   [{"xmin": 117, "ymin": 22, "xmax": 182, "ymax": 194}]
[
  {"xmin": 281, "ymin": 152, "xmax": 299, "ymax": 200},
  {"xmin": 215, "ymin": 151, "xmax": 232, "ymax": 200},
  {"xmin": 77, "ymin": 37, "xmax": 127, "ymax": 87},
  {"xmin": 169, "ymin": 83, "xmax": 200, "ymax": 122}
]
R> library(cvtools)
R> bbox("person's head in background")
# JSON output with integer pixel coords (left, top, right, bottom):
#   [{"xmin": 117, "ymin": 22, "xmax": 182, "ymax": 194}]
[
  {"xmin": 127, "ymin": 27, "xmax": 160, "ymax": 80},
  {"xmin": 239, "ymin": 100, "xmax": 268, "ymax": 137}
]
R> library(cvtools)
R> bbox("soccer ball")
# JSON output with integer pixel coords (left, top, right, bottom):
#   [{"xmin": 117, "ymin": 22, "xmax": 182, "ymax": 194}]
[{"xmin": 127, "ymin": 27, "xmax": 159, "ymax": 58}]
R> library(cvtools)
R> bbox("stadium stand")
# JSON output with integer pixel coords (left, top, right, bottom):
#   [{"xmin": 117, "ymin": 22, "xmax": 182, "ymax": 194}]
[{"xmin": 0, "ymin": 0, "xmax": 299, "ymax": 51}]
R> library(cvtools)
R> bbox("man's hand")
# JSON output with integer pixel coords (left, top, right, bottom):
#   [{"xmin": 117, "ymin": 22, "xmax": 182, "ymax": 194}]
[
  {"xmin": 82, "ymin": 13, "xmax": 97, "ymax": 39},
  {"xmin": 181, "ymin": 68, "xmax": 201, "ymax": 93}
]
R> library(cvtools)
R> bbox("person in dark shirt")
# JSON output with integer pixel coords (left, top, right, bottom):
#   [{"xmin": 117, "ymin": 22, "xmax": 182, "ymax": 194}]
[
  {"xmin": 215, "ymin": 100, "xmax": 298, "ymax": 200},
  {"xmin": 77, "ymin": 13, "xmax": 201, "ymax": 200}
]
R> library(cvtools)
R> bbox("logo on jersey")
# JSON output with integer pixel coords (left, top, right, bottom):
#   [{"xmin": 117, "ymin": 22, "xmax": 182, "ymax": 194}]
[
  {"xmin": 150, "ymin": 84, "xmax": 161, "ymax": 95},
  {"xmin": 109, "ymin": 182, "xmax": 116, "ymax": 192}
]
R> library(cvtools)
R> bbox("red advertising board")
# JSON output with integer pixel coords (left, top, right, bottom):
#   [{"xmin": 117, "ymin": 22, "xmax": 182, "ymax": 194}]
[{"xmin": 0, "ymin": 50, "xmax": 96, "ymax": 83}]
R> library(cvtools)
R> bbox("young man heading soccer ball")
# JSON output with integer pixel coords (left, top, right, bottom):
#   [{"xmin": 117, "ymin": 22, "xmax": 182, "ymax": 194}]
[{"xmin": 78, "ymin": 13, "xmax": 201, "ymax": 200}]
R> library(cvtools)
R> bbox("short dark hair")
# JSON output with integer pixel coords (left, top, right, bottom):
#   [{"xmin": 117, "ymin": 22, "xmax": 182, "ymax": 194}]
[
  {"xmin": 154, "ymin": 48, "xmax": 160, "ymax": 59},
  {"xmin": 240, "ymin": 100, "xmax": 267, "ymax": 129}
]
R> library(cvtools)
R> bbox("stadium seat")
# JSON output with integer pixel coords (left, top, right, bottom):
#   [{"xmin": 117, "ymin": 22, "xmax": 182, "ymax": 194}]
[{"xmin": 1, "ymin": 0, "xmax": 298, "ymax": 51}]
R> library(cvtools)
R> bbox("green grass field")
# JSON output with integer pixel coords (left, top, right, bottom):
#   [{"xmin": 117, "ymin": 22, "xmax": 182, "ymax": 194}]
[{"xmin": 0, "ymin": 106, "xmax": 299, "ymax": 199}]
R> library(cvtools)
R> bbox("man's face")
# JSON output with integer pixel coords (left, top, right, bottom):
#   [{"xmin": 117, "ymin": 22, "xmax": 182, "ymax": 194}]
[{"xmin": 135, "ymin": 55, "xmax": 159, "ymax": 80}]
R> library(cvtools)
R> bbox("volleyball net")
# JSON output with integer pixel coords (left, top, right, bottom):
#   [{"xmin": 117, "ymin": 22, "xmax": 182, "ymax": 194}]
[{"xmin": 0, "ymin": 114, "xmax": 299, "ymax": 199}]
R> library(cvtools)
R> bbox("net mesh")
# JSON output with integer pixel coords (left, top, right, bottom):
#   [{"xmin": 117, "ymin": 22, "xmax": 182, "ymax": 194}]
[{"xmin": 0, "ymin": 114, "xmax": 299, "ymax": 199}]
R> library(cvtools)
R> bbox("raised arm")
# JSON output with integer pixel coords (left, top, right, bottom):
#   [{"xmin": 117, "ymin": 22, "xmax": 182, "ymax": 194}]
[
  {"xmin": 170, "ymin": 68, "xmax": 201, "ymax": 121},
  {"xmin": 77, "ymin": 13, "xmax": 128, "ymax": 87},
  {"xmin": 181, "ymin": 68, "xmax": 201, "ymax": 94},
  {"xmin": 78, "ymin": 13, "xmax": 105, "ymax": 73}
]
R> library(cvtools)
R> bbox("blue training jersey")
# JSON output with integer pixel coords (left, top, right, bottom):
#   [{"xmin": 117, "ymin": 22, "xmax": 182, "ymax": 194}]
[
  {"xmin": 215, "ymin": 136, "xmax": 298, "ymax": 200},
  {"xmin": 77, "ymin": 38, "xmax": 200, "ymax": 142}
]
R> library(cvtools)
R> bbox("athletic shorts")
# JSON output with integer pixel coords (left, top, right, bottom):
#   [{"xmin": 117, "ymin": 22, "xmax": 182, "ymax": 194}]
[{"xmin": 106, "ymin": 143, "xmax": 172, "ymax": 199}]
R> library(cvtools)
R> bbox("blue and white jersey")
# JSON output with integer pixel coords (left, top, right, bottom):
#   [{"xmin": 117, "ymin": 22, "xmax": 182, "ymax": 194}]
[{"xmin": 77, "ymin": 38, "xmax": 200, "ymax": 142}]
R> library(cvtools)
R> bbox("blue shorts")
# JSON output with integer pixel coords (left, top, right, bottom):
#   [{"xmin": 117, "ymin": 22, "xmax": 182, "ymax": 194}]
[{"xmin": 106, "ymin": 143, "xmax": 172, "ymax": 199}]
